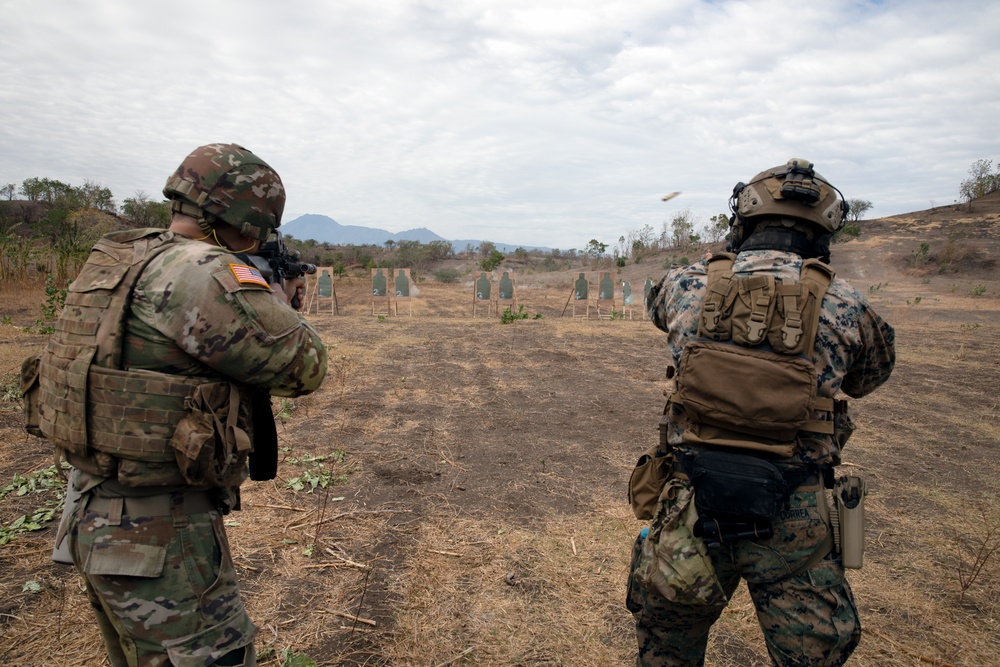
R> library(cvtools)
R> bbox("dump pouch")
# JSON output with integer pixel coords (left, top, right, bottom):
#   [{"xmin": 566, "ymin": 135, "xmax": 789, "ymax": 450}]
[
  {"xmin": 628, "ymin": 444, "xmax": 673, "ymax": 520},
  {"xmin": 676, "ymin": 340, "xmax": 817, "ymax": 442},
  {"xmin": 691, "ymin": 450, "xmax": 786, "ymax": 522},
  {"xmin": 633, "ymin": 478, "xmax": 728, "ymax": 606}
]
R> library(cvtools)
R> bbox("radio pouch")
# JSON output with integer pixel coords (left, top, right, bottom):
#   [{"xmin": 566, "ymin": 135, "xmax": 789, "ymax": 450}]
[{"xmin": 691, "ymin": 450, "xmax": 786, "ymax": 522}]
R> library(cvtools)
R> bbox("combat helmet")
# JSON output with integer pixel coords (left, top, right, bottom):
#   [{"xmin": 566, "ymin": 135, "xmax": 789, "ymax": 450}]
[
  {"xmin": 163, "ymin": 143, "xmax": 285, "ymax": 242},
  {"xmin": 727, "ymin": 158, "xmax": 849, "ymax": 252}
]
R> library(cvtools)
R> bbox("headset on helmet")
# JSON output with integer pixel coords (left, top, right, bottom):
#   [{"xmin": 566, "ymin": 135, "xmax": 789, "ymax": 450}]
[
  {"xmin": 163, "ymin": 143, "xmax": 285, "ymax": 242},
  {"xmin": 726, "ymin": 158, "xmax": 849, "ymax": 252}
]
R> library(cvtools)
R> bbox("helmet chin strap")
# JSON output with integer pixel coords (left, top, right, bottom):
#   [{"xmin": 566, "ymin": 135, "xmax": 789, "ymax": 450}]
[
  {"xmin": 208, "ymin": 228, "xmax": 259, "ymax": 254},
  {"xmin": 170, "ymin": 199, "xmax": 260, "ymax": 255}
]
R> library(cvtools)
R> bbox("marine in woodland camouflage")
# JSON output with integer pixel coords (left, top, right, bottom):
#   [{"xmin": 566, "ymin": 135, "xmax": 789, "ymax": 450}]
[{"xmin": 630, "ymin": 248, "xmax": 894, "ymax": 666}]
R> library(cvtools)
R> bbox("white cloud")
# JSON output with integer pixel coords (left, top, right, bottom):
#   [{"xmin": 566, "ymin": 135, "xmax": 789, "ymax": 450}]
[{"xmin": 1, "ymin": 0, "xmax": 998, "ymax": 248}]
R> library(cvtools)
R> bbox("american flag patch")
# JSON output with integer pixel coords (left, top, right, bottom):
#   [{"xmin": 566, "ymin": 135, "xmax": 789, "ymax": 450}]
[{"xmin": 230, "ymin": 264, "xmax": 270, "ymax": 288}]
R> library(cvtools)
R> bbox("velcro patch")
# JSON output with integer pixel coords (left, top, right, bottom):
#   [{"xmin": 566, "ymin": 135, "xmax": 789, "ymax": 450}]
[{"xmin": 229, "ymin": 264, "xmax": 270, "ymax": 288}]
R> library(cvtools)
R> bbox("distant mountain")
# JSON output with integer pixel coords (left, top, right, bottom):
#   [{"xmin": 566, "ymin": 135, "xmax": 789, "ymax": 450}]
[
  {"xmin": 281, "ymin": 214, "xmax": 550, "ymax": 253},
  {"xmin": 281, "ymin": 214, "xmax": 445, "ymax": 246}
]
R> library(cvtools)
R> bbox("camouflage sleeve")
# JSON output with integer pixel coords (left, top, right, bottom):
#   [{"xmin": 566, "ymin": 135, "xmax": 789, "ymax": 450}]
[
  {"xmin": 646, "ymin": 264, "xmax": 708, "ymax": 363},
  {"xmin": 840, "ymin": 296, "xmax": 895, "ymax": 398},
  {"xmin": 128, "ymin": 243, "xmax": 327, "ymax": 397}
]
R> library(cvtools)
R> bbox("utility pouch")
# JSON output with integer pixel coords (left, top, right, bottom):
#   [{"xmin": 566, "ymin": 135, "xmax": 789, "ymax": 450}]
[
  {"xmin": 676, "ymin": 340, "xmax": 817, "ymax": 443},
  {"xmin": 691, "ymin": 450, "xmax": 786, "ymax": 523},
  {"xmin": 628, "ymin": 444, "xmax": 673, "ymax": 520},
  {"xmin": 832, "ymin": 476, "xmax": 866, "ymax": 569},
  {"xmin": 171, "ymin": 382, "xmax": 250, "ymax": 488},
  {"xmin": 20, "ymin": 355, "xmax": 43, "ymax": 438}
]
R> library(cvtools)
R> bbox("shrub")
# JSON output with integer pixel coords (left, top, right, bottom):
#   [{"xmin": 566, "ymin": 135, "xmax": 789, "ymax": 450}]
[{"xmin": 434, "ymin": 268, "xmax": 461, "ymax": 283}]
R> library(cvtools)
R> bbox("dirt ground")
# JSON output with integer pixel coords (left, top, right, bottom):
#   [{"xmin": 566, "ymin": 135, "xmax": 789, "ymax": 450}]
[{"xmin": 1, "ymin": 196, "xmax": 998, "ymax": 666}]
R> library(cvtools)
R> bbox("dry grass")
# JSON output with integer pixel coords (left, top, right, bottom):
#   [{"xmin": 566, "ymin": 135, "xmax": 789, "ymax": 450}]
[{"xmin": 2, "ymin": 211, "xmax": 1000, "ymax": 666}]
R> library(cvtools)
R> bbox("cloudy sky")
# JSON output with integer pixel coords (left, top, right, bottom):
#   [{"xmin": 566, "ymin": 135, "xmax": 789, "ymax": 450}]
[{"xmin": 2, "ymin": 0, "xmax": 997, "ymax": 249}]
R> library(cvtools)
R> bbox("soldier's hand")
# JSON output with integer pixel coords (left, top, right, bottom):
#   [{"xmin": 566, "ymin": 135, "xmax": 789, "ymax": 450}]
[{"xmin": 278, "ymin": 277, "xmax": 306, "ymax": 310}]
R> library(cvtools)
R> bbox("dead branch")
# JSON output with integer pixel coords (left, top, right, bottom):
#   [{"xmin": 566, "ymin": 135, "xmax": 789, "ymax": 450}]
[{"xmin": 287, "ymin": 508, "xmax": 407, "ymax": 532}]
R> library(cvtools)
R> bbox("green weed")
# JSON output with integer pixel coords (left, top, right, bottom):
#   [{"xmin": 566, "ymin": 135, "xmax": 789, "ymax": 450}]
[
  {"xmin": 0, "ymin": 465, "xmax": 67, "ymax": 545},
  {"xmin": 1, "ymin": 372, "xmax": 21, "ymax": 403},
  {"xmin": 500, "ymin": 305, "xmax": 542, "ymax": 323},
  {"xmin": 910, "ymin": 242, "xmax": 930, "ymax": 266},
  {"xmin": 284, "ymin": 451, "xmax": 348, "ymax": 493}
]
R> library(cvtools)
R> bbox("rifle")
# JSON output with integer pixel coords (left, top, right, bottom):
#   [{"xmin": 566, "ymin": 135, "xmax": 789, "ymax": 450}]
[
  {"xmin": 243, "ymin": 231, "xmax": 317, "ymax": 481},
  {"xmin": 248, "ymin": 231, "xmax": 317, "ymax": 309}
]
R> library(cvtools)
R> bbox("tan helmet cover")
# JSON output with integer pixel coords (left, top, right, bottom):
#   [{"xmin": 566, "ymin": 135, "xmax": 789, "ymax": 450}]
[{"xmin": 736, "ymin": 159, "xmax": 846, "ymax": 233}]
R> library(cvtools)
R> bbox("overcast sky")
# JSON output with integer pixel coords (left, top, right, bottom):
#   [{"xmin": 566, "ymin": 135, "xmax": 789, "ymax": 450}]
[{"xmin": 2, "ymin": 0, "xmax": 997, "ymax": 249}]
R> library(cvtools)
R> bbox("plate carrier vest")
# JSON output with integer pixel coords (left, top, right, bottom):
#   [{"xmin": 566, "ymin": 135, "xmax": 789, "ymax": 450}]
[
  {"xmin": 23, "ymin": 229, "xmax": 252, "ymax": 488},
  {"xmin": 669, "ymin": 252, "xmax": 839, "ymax": 457}
]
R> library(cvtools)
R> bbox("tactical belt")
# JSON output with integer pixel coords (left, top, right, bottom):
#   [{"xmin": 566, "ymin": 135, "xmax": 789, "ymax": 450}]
[{"xmin": 85, "ymin": 490, "xmax": 217, "ymax": 517}]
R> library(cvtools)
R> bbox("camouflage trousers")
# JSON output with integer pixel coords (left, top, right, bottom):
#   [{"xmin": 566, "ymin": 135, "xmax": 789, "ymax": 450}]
[
  {"xmin": 627, "ymin": 489, "xmax": 860, "ymax": 667},
  {"xmin": 69, "ymin": 490, "xmax": 256, "ymax": 667}
]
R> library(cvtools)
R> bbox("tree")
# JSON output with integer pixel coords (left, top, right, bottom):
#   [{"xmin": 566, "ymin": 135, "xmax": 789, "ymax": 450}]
[
  {"xmin": 669, "ymin": 209, "xmax": 695, "ymax": 249},
  {"xmin": 637, "ymin": 224, "xmax": 656, "ymax": 250},
  {"xmin": 78, "ymin": 179, "xmax": 117, "ymax": 213},
  {"xmin": 0, "ymin": 184, "xmax": 15, "ymax": 200},
  {"xmin": 707, "ymin": 213, "xmax": 730, "ymax": 244},
  {"xmin": 478, "ymin": 240, "xmax": 496, "ymax": 257},
  {"xmin": 426, "ymin": 240, "xmax": 453, "ymax": 261},
  {"xmin": 122, "ymin": 191, "xmax": 170, "ymax": 228},
  {"xmin": 480, "ymin": 249, "xmax": 505, "ymax": 272},
  {"xmin": 959, "ymin": 158, "xmax": 999, "ymax": 210},
  {"xmin": 846, "ymin": 199, "xmax": 873, "ymax": 223},
  {"xmin": 585, "ymin": 239, "xmax": 607, "ymax": 258}
]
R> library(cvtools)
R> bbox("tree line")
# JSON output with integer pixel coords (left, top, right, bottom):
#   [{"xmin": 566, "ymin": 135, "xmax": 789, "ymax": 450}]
[
  {"xmin": 0, "ymin": 177, "xmax": 171, "ymax": 283},
  {"xmin": 7, "ymin": 158, "xmax": 993, "ymax": 286}
]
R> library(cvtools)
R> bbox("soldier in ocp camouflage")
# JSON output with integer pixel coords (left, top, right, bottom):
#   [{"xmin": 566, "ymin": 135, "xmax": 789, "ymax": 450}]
[
  {"xmin": 34, "ymin": 144, "xmax": 327, "ymax": 667},
  {"xmin": 627, "ymin": 160, "xmax": 895, "ymax": 666}
]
